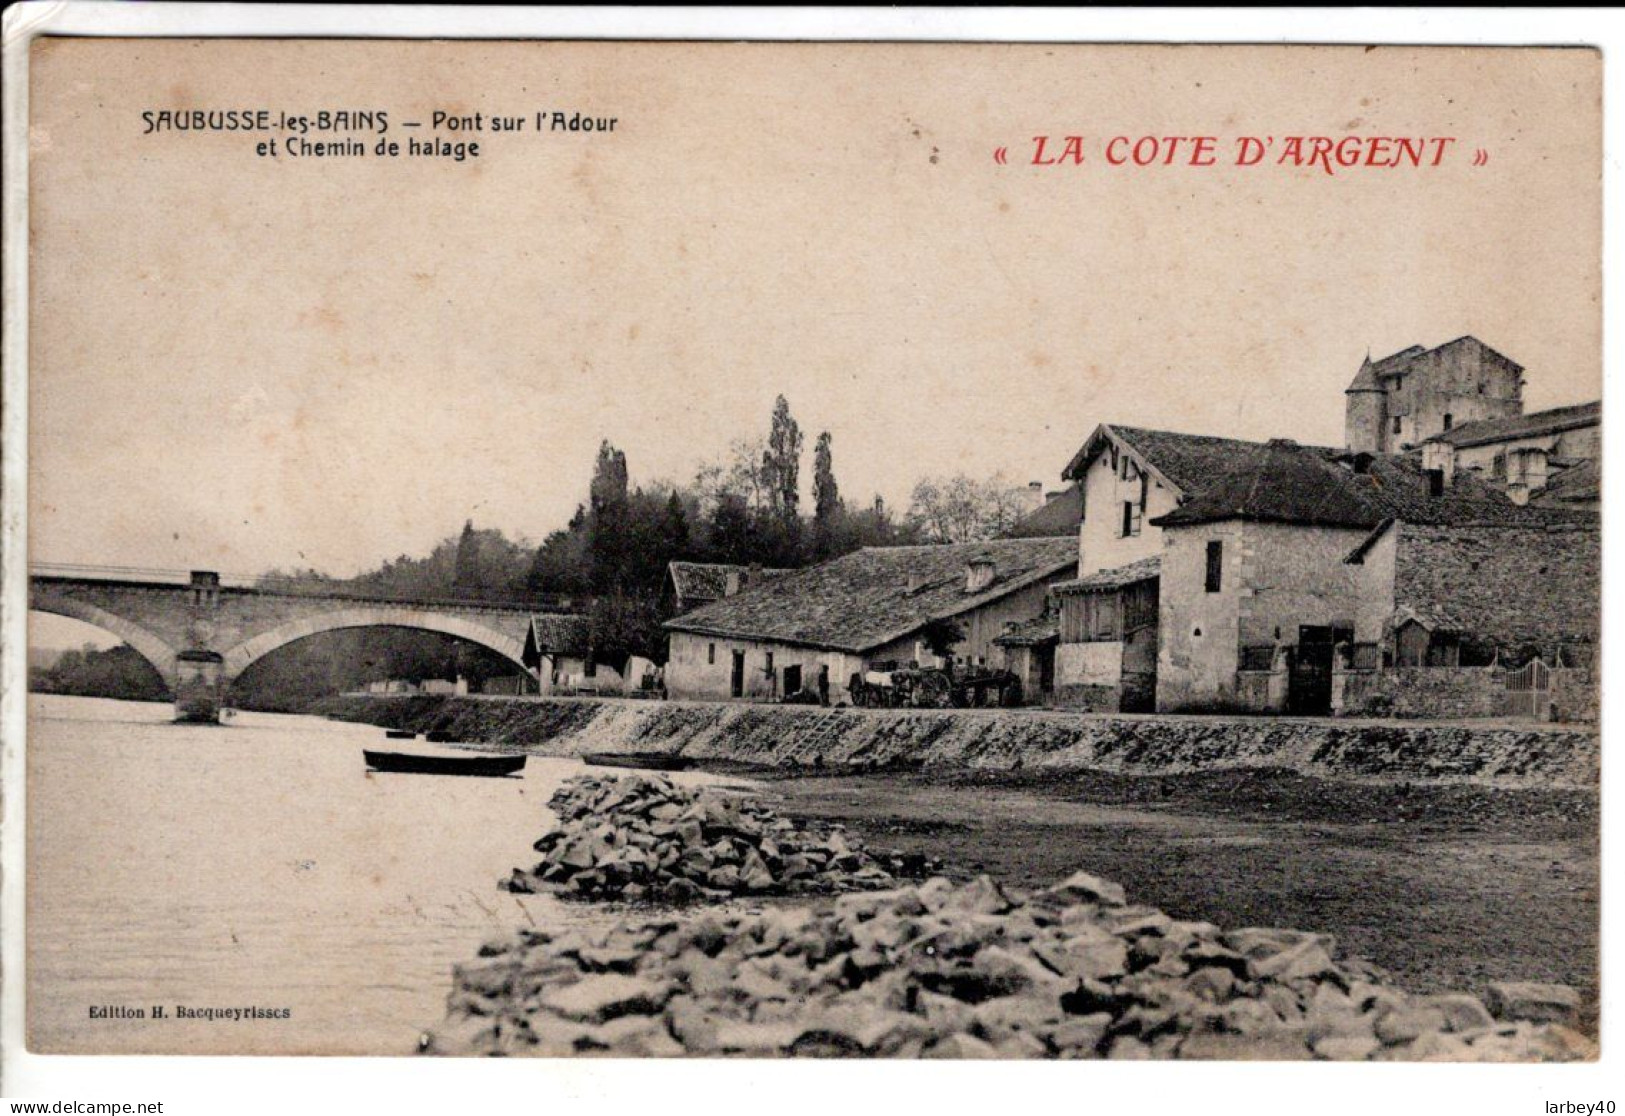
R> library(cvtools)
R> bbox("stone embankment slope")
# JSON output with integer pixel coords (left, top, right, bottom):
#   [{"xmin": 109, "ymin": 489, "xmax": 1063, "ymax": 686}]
[
  {"xmin": 322, "ymin": 695, "xmax": 1597, "ymax": 788},
  {"xmin": 426, "ymin": 775, "xmax": 1593, "ymax": 1060},
  {"xmin": 504, "ymin": 774, "xmax": 938, "ymax": 902}
]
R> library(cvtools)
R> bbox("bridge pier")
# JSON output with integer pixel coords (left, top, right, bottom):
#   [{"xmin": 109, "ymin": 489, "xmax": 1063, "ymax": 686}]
[{"xmin": 174, "ymin": 650, "xmax": 226, "ymax": 724}]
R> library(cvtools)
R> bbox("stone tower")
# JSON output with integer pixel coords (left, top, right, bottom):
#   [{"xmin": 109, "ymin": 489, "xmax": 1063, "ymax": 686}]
[{"xmin": 1344, "ymin": 337, "xmax": 1524, "ymax": 454}]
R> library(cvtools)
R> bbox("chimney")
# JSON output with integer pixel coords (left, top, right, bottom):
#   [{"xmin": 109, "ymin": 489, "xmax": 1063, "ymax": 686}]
[
  {"xmin": 1421, "ymin": 440, "xmax": 1455, "ymax": 491},
  {"xmin": 723, "ymin": 569, "xmax": 742, "ymax": 596},
  {"xmin": 1026, "ymin": 481, "xmax": 1044, "ymax": 513},
  {"xmin": 966, "ymin": 557, "xmax": 996, "ymax": 594},
  {"xmin": 905, "ymin": 571, "xmax": 923, "ymax": 594}
]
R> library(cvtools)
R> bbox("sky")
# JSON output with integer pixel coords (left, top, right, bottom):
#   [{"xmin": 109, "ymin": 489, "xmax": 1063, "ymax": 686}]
[{"xmin": 27, "ymin": 41, "xmax": 1601, "ymax": 597}]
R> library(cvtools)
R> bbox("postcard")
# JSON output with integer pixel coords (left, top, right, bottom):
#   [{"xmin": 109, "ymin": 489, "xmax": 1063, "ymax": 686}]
[{"xmin": 5, "ymin": 17, "xmax": 1605, "ymax": 1089}]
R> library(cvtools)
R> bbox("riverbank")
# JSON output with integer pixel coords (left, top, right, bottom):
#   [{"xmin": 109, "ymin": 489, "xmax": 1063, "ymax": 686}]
[
  {"xmin": 753, "ymin": 766, "xmax": 1599, "ymax": 1031},
  {"xmin": 328, "ymin": 695, "xmax": 1599, "ymax": 1030},
  {"xmin": 317, "ymin": 694, "xmax": 1599, "ymax": 788}
]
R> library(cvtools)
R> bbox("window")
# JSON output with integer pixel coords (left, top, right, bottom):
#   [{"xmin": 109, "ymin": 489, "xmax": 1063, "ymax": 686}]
[
  {"xmin": 1392, "ymin": 416, "xmax": 1403, "ymax": 435},
  {"xmin": 1443, "ymin": 413, "xmax": 1453, "ymax": 431},
  {"xmin": 764, "ymin": 651, "xmax": 774, "ymax": 674},
  {"xmin": 708, "ymin": 643, "xmax": 715, "ymax": 665},
  {"xmin": 1121, "ymin": 500, "xmax": 1141, "ymax": 538},
  {"xmin": 1205, "ymin": 540, "xmax": 1223, "ymax": 593}
]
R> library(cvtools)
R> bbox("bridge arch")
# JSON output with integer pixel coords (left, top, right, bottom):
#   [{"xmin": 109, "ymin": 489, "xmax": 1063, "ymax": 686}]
[
  {"xmin": 27, "ymin": 591, "xmax": 181, "ymax": 689},
  {"xmin": 220, "ymin": 606, "xmax": 533, "ymax": 684}
]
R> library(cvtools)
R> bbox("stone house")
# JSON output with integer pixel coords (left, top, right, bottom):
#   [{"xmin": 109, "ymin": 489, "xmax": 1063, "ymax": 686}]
[
  {"xmin": 663, "ymin": 538, "xmax": 1077, "ymax": 703},
  {"xmin": 1343, "ymin": 336, "xmax": 1525, "ymax": 455},
  {"xmin": 1060, "ymin": 424, "xmax": 1273, "ymax": 577},
  {"xmin": 1149, "ymin": 439, "xmax": 1597, "ymax": 716},
  {"xmin": 1420, "ymin": 400, "xmax": 1600, "ymax": 506},
  {"xmin": 1031, "ymin": 424, "xmax": 1291, "ymax": 710},
  {"xmin": 520, "ymin": 614, "xmax": 627, "ymax": 696}
]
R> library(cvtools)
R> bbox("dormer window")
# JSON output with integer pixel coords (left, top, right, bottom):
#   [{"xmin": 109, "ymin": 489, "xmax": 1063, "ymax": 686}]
[{"xmin": 965, "ymin": 559, "xmax": 996, "ymax": 593}]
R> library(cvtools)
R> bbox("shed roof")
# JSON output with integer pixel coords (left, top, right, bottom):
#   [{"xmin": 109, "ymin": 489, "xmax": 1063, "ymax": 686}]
[
  {"xmin": 664, "ymin": 537, "xmax": 1077, "ymax": 653},
  {"xmin": 1051, "ymin": 555, "xmax": 1162, "ymax": 595},
  {"xmin": 993, "ymin": 614, "xmax": 1059, "ymax": 647}
]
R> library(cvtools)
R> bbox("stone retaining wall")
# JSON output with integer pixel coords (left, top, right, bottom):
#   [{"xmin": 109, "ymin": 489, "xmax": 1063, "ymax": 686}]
[
  {"xmin": 320, "ymin": 695, "xmax": 1598, "ymax": 789},
  {"xmin": 1335, "ymin": 666, "xmax": 1506, "ymax": 721}
]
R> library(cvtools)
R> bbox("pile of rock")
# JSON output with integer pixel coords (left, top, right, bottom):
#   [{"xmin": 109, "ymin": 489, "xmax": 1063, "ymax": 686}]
[
  {"xmin": 501, "ymin": 774, "xmax": 937, "ymax": 902},
  {"xmin": 432, "ymin": 871, "xmax": 1593, "ymax": 1060}
]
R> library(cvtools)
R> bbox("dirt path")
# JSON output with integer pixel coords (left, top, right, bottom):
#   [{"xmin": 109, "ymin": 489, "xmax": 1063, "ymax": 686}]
[{"xmin": 744, "ymin": 766, "xmax": 1599, "ymax": 1030}]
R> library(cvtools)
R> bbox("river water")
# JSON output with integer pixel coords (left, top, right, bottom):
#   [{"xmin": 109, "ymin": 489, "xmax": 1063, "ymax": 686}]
[{"xmin": 25, "ymin": 694, "xmax": 750, "ymax": 1055}]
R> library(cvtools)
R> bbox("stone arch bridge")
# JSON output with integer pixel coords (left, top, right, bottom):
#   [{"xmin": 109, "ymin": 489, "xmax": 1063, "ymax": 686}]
[{"xmin": 30, "ymin": 566, "xmax": 569, "ymax": 720}]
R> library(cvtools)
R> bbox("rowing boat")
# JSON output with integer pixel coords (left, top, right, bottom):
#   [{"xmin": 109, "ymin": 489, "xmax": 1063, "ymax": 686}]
[
  {"xmin": 363, "ymin": 749, "xmax": 526, "ymax": 778},
  {"xmin": 582, "ymin": 752, "xmax": 692, "ymax": 772}
]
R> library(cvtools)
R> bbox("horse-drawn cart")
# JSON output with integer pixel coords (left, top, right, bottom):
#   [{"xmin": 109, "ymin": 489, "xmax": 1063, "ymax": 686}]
[{"xmin": 847, "ymin": 661, "xmax": 1021, "ymax": 709}]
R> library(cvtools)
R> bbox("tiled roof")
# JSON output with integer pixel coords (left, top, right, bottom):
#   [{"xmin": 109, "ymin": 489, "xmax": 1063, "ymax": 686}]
[
  {"xmin": 1532, "ymin": 459, "xmax": 1600, "ymax": 506},
  {"xmin": 1063, "ymin": 423, "xmax": 1311, "ymax": 494},
  {"xmin": 666, "ymin": 562, "xmax": 791, "ymax": 605},
  {"xmin": 523, "ymin": 614, "xmax": 589, "ymax": 659},
  {"xmin": 664, "ymin": 538, "xmax": 1077, "ymax": 653},
  {"xmin": 1426, "ymin": 401, "xmax": 1600, "ymax": 449},
  {"xmin": 1003, "ymin": 483, "xmax": 1084, "ymax": 538},
  {"xmin": 1390, "ymin": 603, "xmax": 1468, "ymax": 635},
  {"xmin": 1051, "ymin": 556, "xmax": 1162, "ymax": 595},
  {"xmin": 1152, "ymin": 441, "xmax": 1591, "ymax": 531}
]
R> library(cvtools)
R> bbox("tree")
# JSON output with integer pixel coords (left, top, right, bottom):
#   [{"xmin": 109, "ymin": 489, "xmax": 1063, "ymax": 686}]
[
  {"xmin": 706, "ymin": 492, "xmax": 760, "ymax": 565},
  {"xmin": 694, "ymin": 436, "xmax": 771, "ymax": 515},
  {"xmin": 812, "ymin": 431, "xmax": 842, "ymax": 557},
  {"xmin": 665, "ymin": 489, "xmax": 689, "ymax": 547},
  {"xmin": 527, "ymin": 506, "xmax": 592, "ymax": 595},
  {"xmin": 587, "ymin": 590, "xmax": 664, "ymax": 674},
  {"xmin": 453, "ymin": 519, "xmax": 480, "ymax": 591},
  {"xmin": 906, "ymin": 473, "xmax": 1031, "ymax": 543},
  {"xmin": 919, "ymin": 617, "xmax": 967, "ymax": 661},
  {"xmin": 31, "ymin": 643, "xmax": 168, "ymax": 702},
  {"xmin": 588, "ymin": 441, "xmax": 632, "ymax": 594},
  {"xmin": 762, "ymin": 394, "xmax": 804, "ymax": 523}
]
